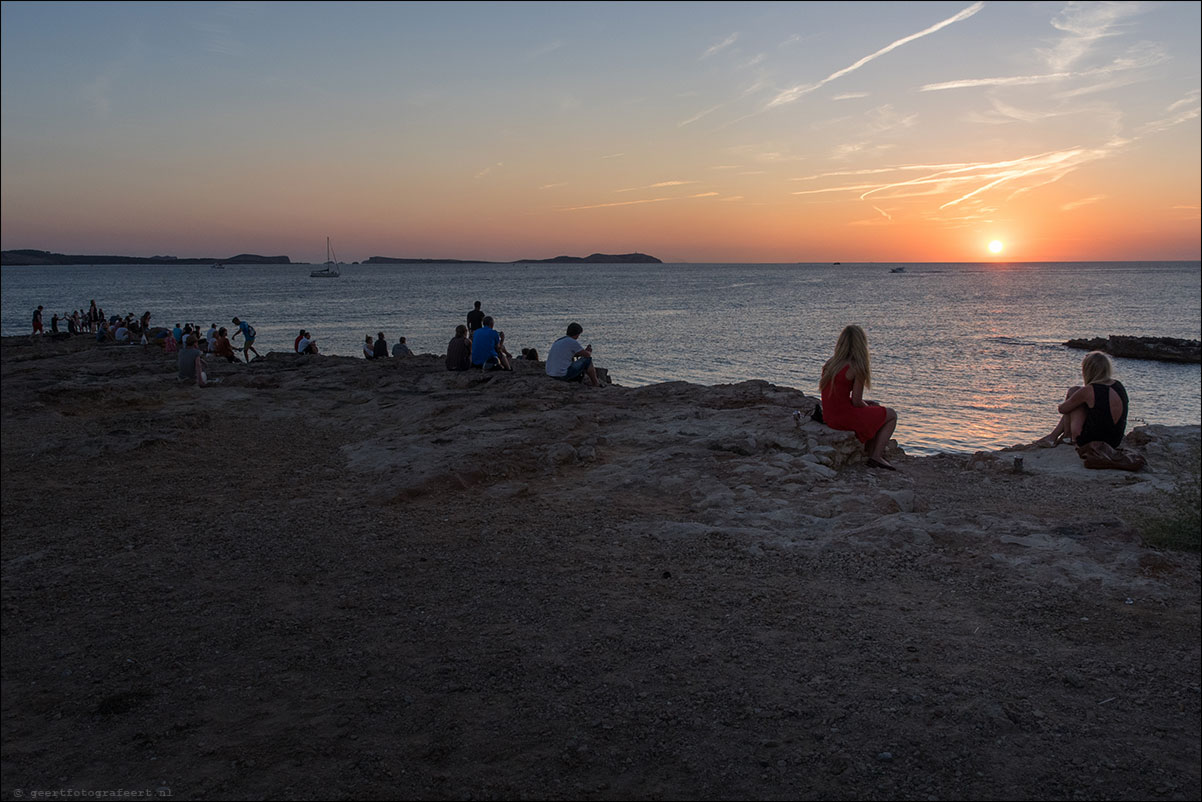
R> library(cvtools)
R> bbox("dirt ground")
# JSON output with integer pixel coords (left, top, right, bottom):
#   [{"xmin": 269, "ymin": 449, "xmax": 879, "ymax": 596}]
[{"xmin": 2, "ymin": 337, "xmax": 1198, "ymax": 801}]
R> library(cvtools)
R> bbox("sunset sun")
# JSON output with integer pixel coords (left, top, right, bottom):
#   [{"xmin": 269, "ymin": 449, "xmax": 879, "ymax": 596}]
[{"xmin": 988, "ymin": 240, "xmax": 1004, "ymax": 254}]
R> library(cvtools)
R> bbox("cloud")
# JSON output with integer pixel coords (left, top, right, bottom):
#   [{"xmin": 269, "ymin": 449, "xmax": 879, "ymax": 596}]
[
  {"xmin": 539, "ymin": 183, "xmax": 568, "ymax": 190},
  {"xmin": 702, "ymin": 33, "xmax": 738, "ymax": 59},
  {"xmin": 600, "ymin": 152, "xmax": 625, "ymax": 160},
  {"xmin": 1045, "ymin": 2, "xmax": 1146, "ymax": 72},
  {"xmin": 474, "ymin": 162, "xmax": 503, "ymax": 179},
  {"xmin": 1168, "ymin": 90, "xmax": 1201, "ymax": 113},
  {"xmin": 832, "ymin": 92, "xmax": 870, "ymax": 101},
  {"xmin": 1061, "ymin": 195, "xmax": 1106, "ymax": 211},
  {"xmin": 678, "ymin": 105, "xmax": 723, "ymax": 127},
  {"xmin": 787, "ymin": 144, "xmax": 1132, "ymax": 217},
  {"xmin": 562, "ymin": 192, "xmax": 716, "ymax": 211},
  {"xmin": 766, "ymin": 1, "xmax": 984, "ymax": 109},
  {"xmin": 616, "ymin": 180, "xmax": 697, "ymax": 193},
  {"xmin": 922, "ymin": 42, "xmax": 1168, "ymax": 92},
  {"xmin": 527, "ymin": 40, "xmax": 565, "ymax": 59}
]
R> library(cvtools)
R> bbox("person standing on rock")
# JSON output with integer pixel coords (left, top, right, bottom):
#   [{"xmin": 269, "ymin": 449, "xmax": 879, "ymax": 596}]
[
  {"xmin": 32, "ymin": 305, "xmax": 44, "ymax": 335},
  {"xmin": 231, "ymin": 317, "xmax": 261, "ymax": 362},
  {"xmin": 819, "ymin": 324, "xmax": 898, "ymax": 470},
  {"xmin": 546, "ymin": 322, "xmax": 602, "ymax": 387},
  {"xmin": 467, "ymin": 301, "xmax": 485, "ymax": 337}
]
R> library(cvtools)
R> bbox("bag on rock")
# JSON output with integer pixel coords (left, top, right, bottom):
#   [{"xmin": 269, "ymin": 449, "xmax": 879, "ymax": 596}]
[{"xmin": 1076, "ymin": 440, "xmax": 1147, "ymax": 472}]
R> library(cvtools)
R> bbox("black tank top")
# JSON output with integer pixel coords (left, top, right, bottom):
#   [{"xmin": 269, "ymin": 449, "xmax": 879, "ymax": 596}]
[{"xmin": 1079, "ymin": 381, "xmax": 1128, "ymax": 448}]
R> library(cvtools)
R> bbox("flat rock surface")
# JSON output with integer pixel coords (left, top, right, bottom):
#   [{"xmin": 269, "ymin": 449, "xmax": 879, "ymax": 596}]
[{"xmin": 3, "ymin": 336, "xmax": 1199, "ymax": 801}]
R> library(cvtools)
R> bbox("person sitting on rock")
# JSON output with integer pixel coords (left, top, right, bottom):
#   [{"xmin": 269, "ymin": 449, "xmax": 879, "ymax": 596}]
[
  {"xmin": 471, "ymin": 316, "xmax": 511, "ymax": 371},
  {"xmin": 178, "ymin": 335, "xmax": 205, "ymax": 385},
  {"xmin": 446, "ymin": 325, "xmax": 472, "ymax": 371},
  {"xmin": 546, "ymin": 322, "xmax": 602, "ymax": 387},
  {"xmin": 363, "ymin": 334, "xmax": 376, "ymax": 359},
  {"xmin": 297, "ymin": 331, "xmax": 319, "ymax": 355},
  {"xmin": 1037, "ymin": 351, "xmax": 1128, "ymax": 449},
  {"xmin": 392, "ymin": 337, "xmax": 413, "ymax": 358},
  {"xmin": 213, "ymin": 327, "xmax": 239, "ymax": 362},
  {"xmin": 373, "ymin": 332, "xmax": 390, "ymax": 359}
]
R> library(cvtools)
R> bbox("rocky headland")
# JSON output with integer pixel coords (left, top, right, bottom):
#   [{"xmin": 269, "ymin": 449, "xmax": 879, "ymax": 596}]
[
  {"xmin": 364, "ymin": 252, "xmax": 663, "ymax": 265},
  {"xmin": 1, "ymin": 250, "xmax": 291, "ymax": 266},
  {"xmin": 1065, "ymin": 335, "xmax": 1201, "ymax": 363},
  {"xmin": 2, "ymin": 335, "xmax": 1198, "ymax": 800}
]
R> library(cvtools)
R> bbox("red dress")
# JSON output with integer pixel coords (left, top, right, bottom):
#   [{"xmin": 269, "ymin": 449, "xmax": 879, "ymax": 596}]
[{"xmin": 821, "ymin": 364, "xmax": 887, "ymax": 443}]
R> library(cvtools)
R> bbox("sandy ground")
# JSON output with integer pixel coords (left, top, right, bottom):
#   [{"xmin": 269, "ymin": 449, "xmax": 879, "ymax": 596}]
[{"xmin": 2, "ymin": 335, "xmax": 1199, "ymax": 801}]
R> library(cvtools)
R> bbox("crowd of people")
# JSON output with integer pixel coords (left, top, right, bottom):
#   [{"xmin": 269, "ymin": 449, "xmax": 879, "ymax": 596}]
[{"xmin": 29, "ymin": 302, "xmax": 1132, "ymax": 472}]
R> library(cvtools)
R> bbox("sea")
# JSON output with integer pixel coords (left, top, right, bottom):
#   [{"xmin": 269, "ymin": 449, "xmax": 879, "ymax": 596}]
[{"xmin": 2, "ymin": 260, "xmax": 1199, "ymax": 456}]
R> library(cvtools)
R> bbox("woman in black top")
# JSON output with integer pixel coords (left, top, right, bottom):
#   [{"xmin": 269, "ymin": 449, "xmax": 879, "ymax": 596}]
[{"xmin": 1037, "ymin": 351, "xmax": 1128, "ymax": 448}]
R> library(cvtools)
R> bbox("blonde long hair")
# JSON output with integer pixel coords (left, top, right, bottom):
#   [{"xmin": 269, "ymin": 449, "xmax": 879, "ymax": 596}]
[
  {"xmin": 820, "ymin": 324, "xmax": 872, "ymax": 389},
  {"xmin": 1081, "ymin": 351, "xmax": 1113, "ymax": 384}
]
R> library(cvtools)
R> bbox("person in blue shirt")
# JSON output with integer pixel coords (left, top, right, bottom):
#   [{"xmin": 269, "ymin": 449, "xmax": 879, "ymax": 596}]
[
  {"xmin": 230, "ymin": 317, "xmax": 262, "ymax": 362},
  {"xmin": 470, "ymin": 316, "xmax": 511, "ymax": 371}
]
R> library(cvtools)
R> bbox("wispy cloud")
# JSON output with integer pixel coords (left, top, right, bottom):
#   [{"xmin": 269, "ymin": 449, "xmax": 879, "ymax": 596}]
[
  {"xmin": 923, "ymin": 41, "xmax": 1168, "ymax": 92},
  {"xmin": 539, "ymin": 182, "xmax": 568, "ymax": 190},
  {"xmin": 527, "ymin": 40, "xmax": 565, "ymax": 60},
  {"xmin": 1045, "ymin": 1, "xmax": 1146, "ymax": 71},
  {"xmin": 766, "ymin": 1, "xmax": 984, "ymax": 109},
  {"xmin": 615, "ymin": 180, "xmax": 697, "ymax": 193},
  {"xmin": 1168, "ymin": 90, "xmax": 1201, "ymax": 113},
  {"xmin": 1061, "ymin": 195, "xmax": 1106, "ymax": 211},
  {"xmin": 475, "ymin": 162, "xmax": 503, "ymax": 179},
  {"xmin": 702, "ymin": 33, "xmax": 738, "ymax": 59},
  {"xmin": 872, "ymin": 205, "xmax": 893, "ymax": 221},
  {"xmin": 562, "ymin": 191, "xmax": 716, "ymax": 212},
  {"xmin": 678, "ymin": 105, "xmax": 722, "ymax": 128},
  {"xmin": 600, "ymin": 152, "xmax": 625, "ymax": 160},
  {"xmin": 788, "ymin": 145, "xmax": 1128, "ymax": 216},
  {"xmin": 832, "ymin": 92, "xmax": 870, "ymax": 101}
]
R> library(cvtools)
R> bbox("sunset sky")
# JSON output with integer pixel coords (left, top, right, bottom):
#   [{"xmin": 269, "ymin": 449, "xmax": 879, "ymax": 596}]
[{"xmin": 2, "ymin": 1, "xmax": 1199, "ymax": 263}]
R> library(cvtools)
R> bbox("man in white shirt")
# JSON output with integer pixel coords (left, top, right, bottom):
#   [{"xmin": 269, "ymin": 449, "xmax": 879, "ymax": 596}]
[
  {"xmin": 545, "ymin": 322, "xmax": 602, "ymax": 387},
  {"xmin": 297, "ymin": 332, "xmax": 319, "ymax": 355}
]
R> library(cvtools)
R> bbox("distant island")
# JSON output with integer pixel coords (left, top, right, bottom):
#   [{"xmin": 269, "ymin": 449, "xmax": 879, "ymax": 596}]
[
  {"xmin": 364, "ymin": 252, "xmax": 662, "ymax": 265},
  {"xmin": 1, "ymin": 250, "xmax": 291, "ymax": 266},
  {"xmin": 0, "ymin": 249, "xmax": 659, "ymax": 266}
]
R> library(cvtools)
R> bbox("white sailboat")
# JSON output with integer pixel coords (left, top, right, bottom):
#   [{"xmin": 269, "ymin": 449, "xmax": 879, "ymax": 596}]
[{"xmin": 310, "ymin": 238, "xmax": 341, "ymax": 277}]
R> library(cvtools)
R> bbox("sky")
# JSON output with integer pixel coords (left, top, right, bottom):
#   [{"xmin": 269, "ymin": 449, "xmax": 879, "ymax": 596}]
[{"xmin": 1, "ymin": 1, "xmax": 1199, "ymax": 263}]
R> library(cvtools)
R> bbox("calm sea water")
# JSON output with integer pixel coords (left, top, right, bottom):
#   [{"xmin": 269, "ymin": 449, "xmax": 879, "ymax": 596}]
[{"xmin": 2, "ymin": 261, "xmax": 1199, "ymax": 455}]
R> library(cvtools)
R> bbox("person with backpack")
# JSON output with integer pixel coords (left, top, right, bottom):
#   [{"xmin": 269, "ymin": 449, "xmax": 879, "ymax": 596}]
[{"xmin": 231, "ymin": 317, "xmax": 262, "ymax": 362}]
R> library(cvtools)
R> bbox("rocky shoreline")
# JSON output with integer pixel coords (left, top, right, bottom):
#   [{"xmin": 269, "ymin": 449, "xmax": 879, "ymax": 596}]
[
  {"xmin": 1065, "ymin": 335, "xmax": 1201, "ymax": 363},
  {"xmin": 2, "ymin": 335, "xmax": 1199, "ymax": 800}
]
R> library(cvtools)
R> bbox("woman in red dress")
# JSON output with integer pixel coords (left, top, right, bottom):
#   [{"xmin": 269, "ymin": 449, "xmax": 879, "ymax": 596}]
[{"xmin": 819, "ymin": 325, "xmax": 899, "ymax": 470}]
